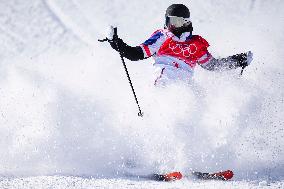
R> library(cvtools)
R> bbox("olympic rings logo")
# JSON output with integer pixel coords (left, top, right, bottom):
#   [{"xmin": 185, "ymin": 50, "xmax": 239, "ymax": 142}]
[{"xmin": 169, "ymin": 41, "xmax": 197, "ymax": 57}]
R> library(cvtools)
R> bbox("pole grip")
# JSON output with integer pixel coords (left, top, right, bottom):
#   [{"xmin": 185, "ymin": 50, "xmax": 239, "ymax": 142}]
[{"xmin": 113, "ymin": 27, "xmax": 118, "ymax": 39}]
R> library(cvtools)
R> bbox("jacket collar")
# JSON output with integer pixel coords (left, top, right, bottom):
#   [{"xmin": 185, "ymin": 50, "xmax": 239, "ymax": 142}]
[{"xmin": 172, "ymin": 32, "xmax": 192, "ymax": 42}]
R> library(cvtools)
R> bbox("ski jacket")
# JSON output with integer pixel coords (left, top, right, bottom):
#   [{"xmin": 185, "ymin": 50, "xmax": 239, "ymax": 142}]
[
  {"xmin": 109, "ymin": 29, "xmax": 250, "ymax": 85},
  {"xmin": 140, "ymin": 29, "xmax": 212, "ymax": 77}
]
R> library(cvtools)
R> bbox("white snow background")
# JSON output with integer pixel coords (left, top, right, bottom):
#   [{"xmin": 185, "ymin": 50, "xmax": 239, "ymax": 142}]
[{"xmin": 0, "ymin": 0, "xmax": 283, "ymax": 188}]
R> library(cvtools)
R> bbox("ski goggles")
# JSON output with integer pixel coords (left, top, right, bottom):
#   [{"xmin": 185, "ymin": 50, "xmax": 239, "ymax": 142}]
[{"xmin": 166, "ymin": 16, "xmax": 191, "ymax": 28}]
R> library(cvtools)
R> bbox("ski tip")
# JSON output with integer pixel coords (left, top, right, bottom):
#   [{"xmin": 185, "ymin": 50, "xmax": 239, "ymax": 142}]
[
  {"xmin": 164, "ymin": 171, "xmax": 183, "ymax": 181},
  {"xmin": 221, "ymin": 170, "xmax": 234, "ymax": 180}
]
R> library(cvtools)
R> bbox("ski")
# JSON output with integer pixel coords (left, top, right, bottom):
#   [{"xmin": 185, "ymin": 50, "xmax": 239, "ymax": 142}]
[
  {"xmin": 151, "ymin": 171, "xmax": 183, "ymax": 181},
  {"xmin": 150, "ymin": 170, "xmax": 233, "ymax": 181},
  {"xmin": 192, "ymin": 170, "xmax": 234, "ymax": 181}
]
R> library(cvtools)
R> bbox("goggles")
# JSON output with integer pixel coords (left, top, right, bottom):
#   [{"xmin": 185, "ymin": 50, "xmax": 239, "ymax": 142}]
[{"xmin": 166, "ymin": 16, "xmax": 191, "ymax": 28}]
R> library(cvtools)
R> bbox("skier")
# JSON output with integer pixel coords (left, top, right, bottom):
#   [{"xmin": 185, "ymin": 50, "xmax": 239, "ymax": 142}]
[
  {"xmin": 105, "ymin": 4, "xmax": 245, "ymax": 180},
  {"xmin": 107, "ymin": 4, "xmax": 253, "ymax": 86}
]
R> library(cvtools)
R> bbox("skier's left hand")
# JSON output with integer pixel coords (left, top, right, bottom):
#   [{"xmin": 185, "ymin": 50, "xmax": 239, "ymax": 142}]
[
  {"xmin": 231, "ymin": 51, "xmax": 253, "ymax": 68},
  {"xmin": 246, "ymin": 51, "xmax": 253, "ymax": 67}
]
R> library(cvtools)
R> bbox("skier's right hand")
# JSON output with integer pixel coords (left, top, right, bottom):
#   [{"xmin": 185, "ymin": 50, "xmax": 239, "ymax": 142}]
[
  {"xmin": 105, "ymin": 26, "xmax": 145, "ymax": 61},
  {"xmin": 106, "ymin": 26, "xmax": 121, "ymax": 51},
  {"xmin": 107, "ymin": 25, "xmax": 117, "ymax": 41}
]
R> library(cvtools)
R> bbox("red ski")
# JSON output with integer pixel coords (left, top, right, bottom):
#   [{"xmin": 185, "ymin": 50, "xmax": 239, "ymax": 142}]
[
  {"xmin": 151, "ymin": 171, "xmax": 183, "ymax": 181},
  {"xmin": 151, "ymin": 170, "xmax": 233, "ymax": 181}
]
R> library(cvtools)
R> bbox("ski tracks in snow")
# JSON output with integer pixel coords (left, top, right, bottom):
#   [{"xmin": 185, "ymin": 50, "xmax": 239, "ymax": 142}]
[
  {"xmin": 44, "ymin": 0, "xmax": 100, "ymax": 46},
  {"xmin": 0, "ymin": 25, "xmax": 25, "ymax": 57},
  {"xmin": 0, "ymin": 0, "xmax": 80, "ymax": 59}
]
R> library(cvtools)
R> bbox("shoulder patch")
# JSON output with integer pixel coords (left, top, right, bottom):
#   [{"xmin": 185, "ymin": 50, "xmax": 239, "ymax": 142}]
[{"xmin": 143, "ymin": 31, "xmax": 164, "ymax": 46}]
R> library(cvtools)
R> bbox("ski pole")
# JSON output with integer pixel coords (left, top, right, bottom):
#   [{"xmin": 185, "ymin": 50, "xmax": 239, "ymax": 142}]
[
  {"xmin": 98, "ymin": 28, "xmax": 144, "ymax": 117},
  {"xmin": 240, "ymin": 65, "xmax": 246, "ymax": 76}
]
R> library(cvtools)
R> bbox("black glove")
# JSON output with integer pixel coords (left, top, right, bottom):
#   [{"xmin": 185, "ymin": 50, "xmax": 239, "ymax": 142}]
[
  {"xmin": 230, "ymin": 51, "xmax": 253, "ymax": 68},
  {"xmin": 106, "ymin": 26, "xmax": 145, "ymax": 61},
  {"xmin": 106, "ymin": 26, "xmax": 129, "ymax": 54},
  {"xmin": 105, "ymin": 26, "xmax": 119, "ymax": 51},
  {"xmin": 108, "ymin": 36, "xmax": 124, "ymax": 52}
]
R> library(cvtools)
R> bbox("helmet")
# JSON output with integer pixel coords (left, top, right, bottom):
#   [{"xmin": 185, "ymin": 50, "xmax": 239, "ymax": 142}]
[
  {"xmin": 165, "ymin": 4, "xmax": 193, "ymax": 37},
  {"xmin": 165, "ymin": 4, "xmax": 190, "ymax": 18}
]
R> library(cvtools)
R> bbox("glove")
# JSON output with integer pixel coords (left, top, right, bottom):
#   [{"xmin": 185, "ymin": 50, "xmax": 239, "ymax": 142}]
[
  {"xmin": 231, "ymin": 51, "xmax": 253, "ymax": 68},
  {"xmin": 107, "ymin": 25, "xmax": 116, "ymax": 41},
  {"xmin": 246, "ymin": 51, "xmax": 253, "ymax": 66},
  {"xmin": 106, "ymin": 26, "xmax": 121, "ymax": 51}
]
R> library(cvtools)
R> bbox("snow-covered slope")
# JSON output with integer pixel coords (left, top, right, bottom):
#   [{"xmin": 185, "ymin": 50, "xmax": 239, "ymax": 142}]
[{"xmin": 0, "ymin": 0, "xmax": 283, "ymax": 188}]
